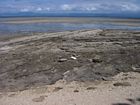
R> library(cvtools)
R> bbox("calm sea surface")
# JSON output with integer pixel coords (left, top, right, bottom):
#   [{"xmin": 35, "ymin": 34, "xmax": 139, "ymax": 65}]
[{"xmin": 0, "ymin": 17, "xmax": 140, "ymax": 35}]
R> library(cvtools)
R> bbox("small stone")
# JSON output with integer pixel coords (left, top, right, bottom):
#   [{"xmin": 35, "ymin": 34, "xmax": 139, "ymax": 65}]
[
  {"xmin": 112, "ymin": 103, "xmax": 131, "ymax": 105},
  {"xmin": 86, "ymin": 87, "xmax": 96, "ymax": 90},
  {"xmin": 71, "ymin": 56, "xmax": 77, "ymax": 60},
  {"xmin": 60, "ymin": 47, "xmax": 69, "ymax": 51},
  {"xmin": 63, "ymin": 70, "xmax": 70, "ymax": 75},
  {"xmin": 92, "ymin": 56, "xmax": 102, "ymax": 63},
  {"xmin": 92, "ymin": 58, "xmax": 102, "ymax": 63},
  {"xmin": 101, "ymin": 77, "xmax": 112, "ymax": 81},
  {"xmin": 32, "ymin": 96, "xmax": 45, "ymax": 102},
  {"xmin": 74, "ymin": 90, "xmax": 79, "ymax": 92},
  {"xmin": 58, "ymin": 58, "xmax": 67, "ymax": 62},
  {"xmin": 8, "ymin": 93, "xmax": 16, "ymax": 97},
  {"xmin": 127, "ymin": 98, "xmax": 135, "ymax": 104},
  {"xmin": 136, "ymin": 98, "xmax": 140, "ymax": 102},
  {"xmin": 53, "ymin": 87, "xmax": 63, "ymax": 92},
  {"xmin": 113, "ymin": 82, "xmax": 131, "ymax": 87},
  {"xmin": 22, "ymin": 69, "xmax": 27, "ymax": 72}
]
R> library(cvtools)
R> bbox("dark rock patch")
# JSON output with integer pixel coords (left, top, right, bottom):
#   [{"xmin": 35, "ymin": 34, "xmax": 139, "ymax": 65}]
[
  {"xmin": 113, "ymin": 82, "xmax": 131, "ymax": 87},
  {"xmin": 112, "ymin": 103, "xmax": 131, "ymax": 105},
  {"xmin": 86, "ymin": 87, "xmax": 97, "ymax": 90},
  {"xmin": 32, "ymin": 96, "xmax": 46, "ymax": 102},
  {"xmin": 73, "ymin": 90, "xmax": 79, "ymax": 93}
]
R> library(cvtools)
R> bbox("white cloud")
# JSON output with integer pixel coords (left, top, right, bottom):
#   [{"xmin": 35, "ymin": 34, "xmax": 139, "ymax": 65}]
[
  {"xmin": 121, "ymin": 3, "xmax": 140, "ymax": 11},
  {"xmin": 45, "ymin": 7, "xmax": 50, "ymax": 11},
  {"xmin": 81, "ymin": 4, "xmax": 98, "ymax": 11},
  {"xmin": 19, "ymin": 2, "xmax": 140, "ymax": 13},
  {"xmin": 80, "ymin": 2, "xmax": 140, "ymax": 12},
  {"xmin": 61, "ymin": 4, "xmax": 73, "ymax": 10},
  {"xmin": 83, "ymin": 7, "xmax": 97, "ymax": 11},
  {"xmin": 20, "ymin": 8, "xmax": 30, "ymax": 12},
  {"xmin": 36, "ymin": 7, "xmax": 51, "ymax": 12},
  {"xmin": 36, "ymin": 7, "xmax": 42, "ymax": 11},
  {"xmin": 60, "ymin": 4, "xmax": 98, "ymax": 11},
  {"xmin": 20, "ymin": 6, "xmax": 51, "ymax": 12}
]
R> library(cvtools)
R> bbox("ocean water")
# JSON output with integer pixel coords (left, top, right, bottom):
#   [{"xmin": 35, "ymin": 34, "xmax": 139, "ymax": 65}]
[{"xmin": 0, "ymin": 17, "xmax": 140, "ymax": 35}]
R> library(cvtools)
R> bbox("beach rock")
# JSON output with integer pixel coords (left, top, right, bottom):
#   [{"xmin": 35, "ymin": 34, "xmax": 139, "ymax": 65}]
[
  {"xmin": 0, "ymin": 29, "xmax": 140, "ymax": 92},
  {"xmin": 91, "ymin": 55, "xmax": 102, "ymax": 63}
]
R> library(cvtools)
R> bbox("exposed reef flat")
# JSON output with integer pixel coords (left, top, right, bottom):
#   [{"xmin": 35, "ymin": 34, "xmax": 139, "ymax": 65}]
[{"xmin": 0, "ymin": 29, "xmax": 140, "ymax": 92}]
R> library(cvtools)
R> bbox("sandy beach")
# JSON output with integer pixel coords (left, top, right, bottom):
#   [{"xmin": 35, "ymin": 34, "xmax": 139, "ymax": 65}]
[
  {"xmin": 0, "ymin": 72, "xmax": 140, "ymax": 105},
  {"xmin": 0, "ymin": 29, "xmax": 140, "ymax": 105}
]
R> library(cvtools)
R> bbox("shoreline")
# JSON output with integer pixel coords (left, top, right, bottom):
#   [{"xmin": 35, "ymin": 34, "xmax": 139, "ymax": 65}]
[{"xmin": 0, "ymin": 17, "xmax": 140, "ymax": 27}]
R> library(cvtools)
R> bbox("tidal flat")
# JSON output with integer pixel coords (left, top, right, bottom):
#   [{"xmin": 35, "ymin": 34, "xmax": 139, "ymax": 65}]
[
  {"xmin": 1, "ymin": 17, "xmax": 140, "ymax": 26},
  {"xmin": 0, "ymin": 29, "xmax": 140, "ymax": 91}
]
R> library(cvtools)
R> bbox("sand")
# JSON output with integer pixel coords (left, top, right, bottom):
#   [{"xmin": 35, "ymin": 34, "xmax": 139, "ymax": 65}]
[{"xmin": 0, "ymin": 72, "xmax": 140, "ymax": 105}]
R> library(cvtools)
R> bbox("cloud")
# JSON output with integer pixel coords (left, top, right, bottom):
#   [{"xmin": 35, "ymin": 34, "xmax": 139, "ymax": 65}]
[
  {"xmin": 60, "ymin": 4, "xmax": 98, "ymax": 11},
  {"xmin": 36, "ymin": 7, "xmax": 42, "ymax": 11},
  {"xmin": 121, "ymin": 3, "xmax": 140, "ymax": 11},
  {"xmin": 36, "ymin": 7, "xmax": 50, "ymax": 12},
  {"xmin": 45, "ymin": 7, "xmax": 50, "ymax": 11},
  {"xmin": 0, "ymin": 0, "xmax": 140, "ymax": 13},
  {"xmin": 20, "ymin": 7, "xmax": 51, "ymax": 12},
  {"xmin": 79, "ymin": 2, "xmax": 140, "ymax": 12},
  {"xmin": 86, "ymin": 7, "xmax": 97, "ymax": 11},
  {"xmin": 80, "ymin": 4, "xmax": 99, "ymax": 11},
  {"xmin": 20, "ymin": 8, "xmax": 30, "ymax": 12},
  {"xmin": 61, "ymin": 4, "xmax": 73, "ymax": 10}
]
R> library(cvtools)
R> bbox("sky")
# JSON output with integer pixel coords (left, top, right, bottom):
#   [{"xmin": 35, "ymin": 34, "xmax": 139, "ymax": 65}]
[{"xmin": 0, "ymin": 0, "xmax": 140, "ymax": 14}]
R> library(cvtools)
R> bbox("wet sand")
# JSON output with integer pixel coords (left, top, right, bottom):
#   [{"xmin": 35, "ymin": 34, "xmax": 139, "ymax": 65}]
[
  {"xmin": 1, "ymin": 17, "xmax": 140, "ymax": 26},
  {"xmin": 0, "ymin": 29, "xmax": 140, "ymax": 105}
]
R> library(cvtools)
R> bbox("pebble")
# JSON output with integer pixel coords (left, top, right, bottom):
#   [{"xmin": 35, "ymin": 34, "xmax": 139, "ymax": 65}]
[
  {"xmin": 71, "ymin": 56, "xmax": 77, "ymax": 60},
  {"xmin": 58, "ymin": 58, "xmax": 67, "ymax": 62},
  {"xmin": 32, "ymin": 96, "xmax": 45, "ymax": 102}
]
